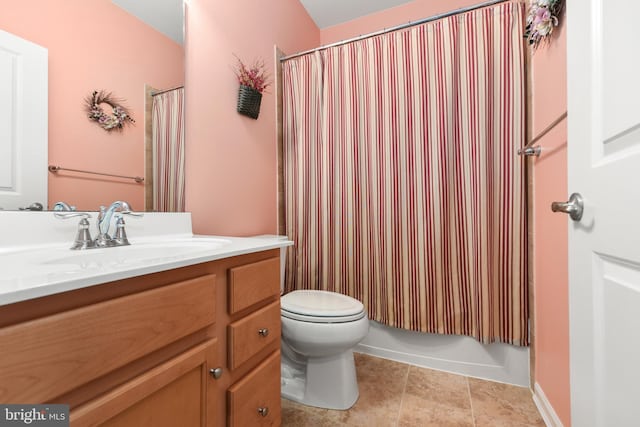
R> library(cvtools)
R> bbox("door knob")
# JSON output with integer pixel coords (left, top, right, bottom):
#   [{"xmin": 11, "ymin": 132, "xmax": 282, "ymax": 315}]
[
  {"xmin": 19, "ymin": 202, "xmax": 44, "ymax": 211},
  {"xmin": 258, "ymin": 328, "xmax": 269, "ymax": 337},
  {"xmin": 551, "ymin": 193, "xmax": 584, "ymax": 221}
]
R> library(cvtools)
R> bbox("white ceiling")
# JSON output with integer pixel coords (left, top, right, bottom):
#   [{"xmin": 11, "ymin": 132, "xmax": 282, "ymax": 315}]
[
  {"xmin": 110, "ymin": 0, "xmax": 417, "ymax": 45},
  {"xmin": 111, "ymin": 0, "xmax": 184, "ymax": 45},
  {"xmin": 298, "ymin": 0, "xmax": 415, "ymax": 29}
]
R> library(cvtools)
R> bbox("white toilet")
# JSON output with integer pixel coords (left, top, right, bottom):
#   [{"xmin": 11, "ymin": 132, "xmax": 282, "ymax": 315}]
[
  {"xmin": 270, "ymin": 244, "xmax": 367, "ymax": 411},
  {"xmin": 280, "ymin": 289, "xmax": 369, "ymax": 410}
]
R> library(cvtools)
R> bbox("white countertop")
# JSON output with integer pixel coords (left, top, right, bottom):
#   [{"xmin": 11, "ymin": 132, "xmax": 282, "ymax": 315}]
[{"xmin": 0, "ymin": 212, "xmax": 292, "ymax": 306}]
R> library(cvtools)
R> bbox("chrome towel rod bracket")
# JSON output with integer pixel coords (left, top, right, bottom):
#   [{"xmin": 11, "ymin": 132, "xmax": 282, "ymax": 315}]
[
  {"xmin": 518, "ymin": 111, "xmax": 568, "ymax": 158},
  {"xmin": 518, "ymin": 146, "xmax": 541, "ymax": 157}
]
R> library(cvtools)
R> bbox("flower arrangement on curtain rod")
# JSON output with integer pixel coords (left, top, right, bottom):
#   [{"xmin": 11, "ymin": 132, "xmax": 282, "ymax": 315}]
[
  {"xmin": 233, "ymin": 55, "xmax": 271, "ymax": 119},
  {"xmin": 524, "ymin": 0, "xmax": 565, "ymax": 49}
]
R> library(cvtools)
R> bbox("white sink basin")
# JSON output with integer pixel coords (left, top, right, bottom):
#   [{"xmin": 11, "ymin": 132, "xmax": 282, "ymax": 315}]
[
  {"xmin": 41, "ymin": 237, "xmax": 232, "ymax": 268},
  {"xmin": 0, "ymin": 237, "xmax": 233, "ymax": 284}
]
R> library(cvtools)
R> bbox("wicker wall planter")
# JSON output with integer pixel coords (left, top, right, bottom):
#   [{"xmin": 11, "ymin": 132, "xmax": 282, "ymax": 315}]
[{"xmin": 236, "ymin": 85, "xmax": 262, "ymax": 119}]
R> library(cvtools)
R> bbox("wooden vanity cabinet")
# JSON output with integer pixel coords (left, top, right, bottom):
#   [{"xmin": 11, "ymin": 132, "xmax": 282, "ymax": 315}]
[{"xmin": 0, "ymin": 248, "xmax": 282, "ymax": 427}]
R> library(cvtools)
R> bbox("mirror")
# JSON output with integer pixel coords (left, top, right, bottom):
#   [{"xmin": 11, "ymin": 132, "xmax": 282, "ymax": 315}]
[{"xmin": 0, "ymin": 0, "xmax": 184, "ymax": 211}]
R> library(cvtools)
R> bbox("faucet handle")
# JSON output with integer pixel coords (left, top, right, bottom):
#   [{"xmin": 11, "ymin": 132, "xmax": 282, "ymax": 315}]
[
  {"xmin": 54, "ymin": 212, "xmax": 95, "ymax": 250},
  {"xmin": 120, "ymin": 210, "xmax": 144, "ymax": 217},
  {"xmin": 117, "ymin": 201, "xmax": 143, "ymax": 217},
  {"xmin": 54, "ymin": 212, "xmax": 91, "ymax": 220},
  {"xmin": 112, "ymin": 211, "xmax": 142, "ymax": 246},
  {"xmin": 72, "ymin": 217, "xmax": 96, "ymax": 250},
  {"xmin": 113, "ymin": 217, "xmax": 130, "ymax": 246}
]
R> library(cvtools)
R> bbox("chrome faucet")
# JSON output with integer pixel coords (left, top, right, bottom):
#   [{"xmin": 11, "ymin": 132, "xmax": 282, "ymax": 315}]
[
  {"xmin": 55, "ymin": 201, "xmax": 142, "ymax": 250},
  {"xmin": 95, "ymin": 201, "xmax": 142, "ymax": 247}
]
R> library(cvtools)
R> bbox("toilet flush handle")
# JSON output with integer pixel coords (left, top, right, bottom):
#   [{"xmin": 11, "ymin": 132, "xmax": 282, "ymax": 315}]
[{"xmin": 258, "ymin": 328, "xmax": 269, "ymax": 337}]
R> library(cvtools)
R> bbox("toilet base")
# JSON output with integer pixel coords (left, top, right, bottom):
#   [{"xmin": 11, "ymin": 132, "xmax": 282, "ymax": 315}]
[{"xmin": 281, "ymin": 345, "xmax": 359, "ymax": 410}]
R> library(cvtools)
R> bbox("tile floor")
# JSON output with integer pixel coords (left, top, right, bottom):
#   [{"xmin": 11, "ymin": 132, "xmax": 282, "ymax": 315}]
[{"xmin": 282, "ymin": 353, "xmax": 545, "ymax": 427}]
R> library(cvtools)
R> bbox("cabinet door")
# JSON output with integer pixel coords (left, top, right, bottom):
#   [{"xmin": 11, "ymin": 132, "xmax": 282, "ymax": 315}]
[{"xmin": 72, "ymin": 339, "xmax": 220, "ymax": 427}]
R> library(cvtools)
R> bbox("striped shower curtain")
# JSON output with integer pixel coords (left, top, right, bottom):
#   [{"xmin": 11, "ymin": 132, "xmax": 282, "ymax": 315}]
[
  {"xmin": 282, "ymin": 2, "xmax": 527, "ymax": 345},
  {"xmin": 152, "ymin": 88, "xmax": 185, "ymax": 212}
]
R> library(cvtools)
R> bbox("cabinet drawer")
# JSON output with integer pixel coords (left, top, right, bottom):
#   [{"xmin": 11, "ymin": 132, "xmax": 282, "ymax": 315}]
[
  {"xmin": 228, "ymin": 257, "xmax": 280, "ymax": 314},
  {"xmin": 0, "ymin": 274, "xmax": 216, "ymax": 403},
  {"xmin": 228, "ymin": 301, "xmax": 280, "ymax": 370},
  {"xmin": 228, "ymin": 350, "xmax": 281, "ymax": 427}
]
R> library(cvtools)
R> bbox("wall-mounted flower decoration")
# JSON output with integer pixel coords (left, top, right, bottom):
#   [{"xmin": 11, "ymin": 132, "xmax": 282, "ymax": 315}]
[
  {"xmin": 233, "ymin": 55, "xmax": 271, "ymax": 119},
  {"xmin": 234, "ymin": 55, "xmax": 271, "ymax": 94},
  {"xmin": 524, "ymin": 0, "xmax": 565, "ymax": 50},
  {"xmin": 85, "ymin": 90, "xmax": 135, "ymax": 132}
]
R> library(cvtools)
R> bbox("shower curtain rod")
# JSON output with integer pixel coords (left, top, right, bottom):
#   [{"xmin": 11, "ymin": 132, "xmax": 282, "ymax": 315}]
[
  {"xmin": 151, "ymin": 85, "xmax": 184, "ymax": 96},
  {"xmin": 280, "ymin": 0, "xmax": 509, "ymax": 62}
]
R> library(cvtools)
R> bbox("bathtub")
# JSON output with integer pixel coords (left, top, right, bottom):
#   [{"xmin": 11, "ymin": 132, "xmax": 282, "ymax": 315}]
[{"xmin": 355, "ymin": 320, "xmax": 529, "ymax": 386}]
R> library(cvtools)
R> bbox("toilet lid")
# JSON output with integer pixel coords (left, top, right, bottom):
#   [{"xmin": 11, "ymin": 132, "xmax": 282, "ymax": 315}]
[{"xmin": 281, "ymin": 290, "xmax": 365, "ymax": 319}]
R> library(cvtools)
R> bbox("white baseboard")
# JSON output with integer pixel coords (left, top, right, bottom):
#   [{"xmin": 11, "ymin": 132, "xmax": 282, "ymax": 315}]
[
  {"xmin": 532, "ymin": 382, "xmax": 564, "ymax": 427},
  {"xmin": 354, "ymin": 321, "xmax": 530, "ymax": 386}
]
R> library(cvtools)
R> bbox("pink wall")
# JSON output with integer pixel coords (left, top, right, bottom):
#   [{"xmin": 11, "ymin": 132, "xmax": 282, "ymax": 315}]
[
  {"xmin": 184, "ymin": 0, "xmax": 319, "ymax": 236},
  {"xmin": 320, "ymin": 0, "xmax": 479, "ymax": 45},
  {"xmin": 531, "ymin": 21, "xmax": 571, "ymax": 426},
  {"xmin": 0, "ymin": 0, "xmax": 184, "ymax": 211}
]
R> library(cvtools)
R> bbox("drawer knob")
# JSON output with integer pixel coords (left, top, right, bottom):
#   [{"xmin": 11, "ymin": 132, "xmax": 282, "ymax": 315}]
[
  {"xmin": 209, "ymin": 367, "xmax": 223, "ymax": 379},
  {"xmin": 258, "ymin": 328, "xmax": 269, "ymax": 337},
  {"xmin": 257, "ymin": 407, "xmax": 269, "ymax": 417}
]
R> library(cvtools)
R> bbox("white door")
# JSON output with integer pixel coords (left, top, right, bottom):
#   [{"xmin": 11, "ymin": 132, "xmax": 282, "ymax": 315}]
[
  {"xmin": 0, "ymin": 30, "xmax": 47, "ymax": 210},
  {"xmin": 567, "ymin": 0, "xmax": 640, "ymax": 425}
]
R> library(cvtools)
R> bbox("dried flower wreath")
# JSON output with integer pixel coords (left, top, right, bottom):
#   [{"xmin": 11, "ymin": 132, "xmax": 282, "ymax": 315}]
[
  {"xmin": 524, "ymin": 0, "xmax": 565, "ymax": 50},
  {"xmin": 85, "ymin": 90, "xmax": 135, "ymax": 132}
]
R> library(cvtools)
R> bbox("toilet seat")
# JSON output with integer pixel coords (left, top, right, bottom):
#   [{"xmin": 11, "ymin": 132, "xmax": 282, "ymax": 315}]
[
  {"xmin": 281, "ymin": 309, "xmax": 366, "ymax": 323},
  {"xmin": 281, "ymin": 290, "xmax": 366, "ymax": 323}
]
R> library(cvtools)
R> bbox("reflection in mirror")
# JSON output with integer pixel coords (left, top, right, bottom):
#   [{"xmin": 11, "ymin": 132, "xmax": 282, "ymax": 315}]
[
  {"xmin": 0, "ymin": 0, "xmax": 184, "ymax": 211},
  {"xmin": 149, "ymin": 86, "xmax": 185, "ymax": 212},
  {"xmin": 0, "ymin": 29, "xmax": 47, "ymax": 211}
]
